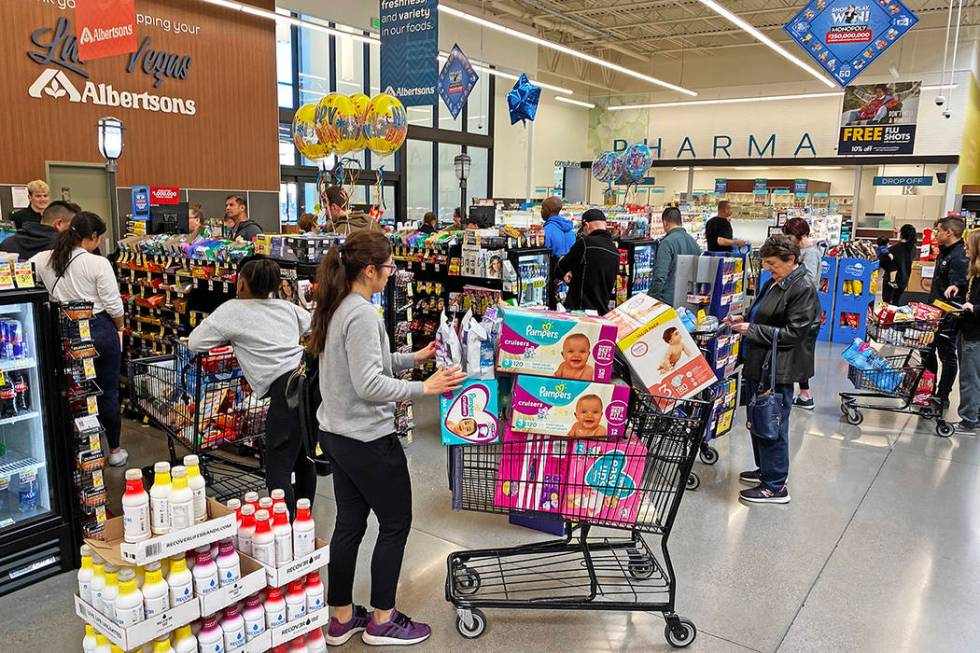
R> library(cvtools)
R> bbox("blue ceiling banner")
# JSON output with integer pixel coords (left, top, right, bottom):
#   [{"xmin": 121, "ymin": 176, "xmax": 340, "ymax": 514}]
[
  {"xmin": 784, "ymin": 0, "xmax": 918, "ymax": 88},
  {"xmin": 438, "ymin": 43, "xmax": 479, "ymax": 120},
  {"xmin": 380, "ymin": 0, "xmax": 438, "ymax": 107}
]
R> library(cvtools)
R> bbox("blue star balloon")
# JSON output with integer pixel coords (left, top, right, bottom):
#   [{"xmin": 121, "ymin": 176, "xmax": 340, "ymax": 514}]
[{"xmin": 507, "ymin": 74, "xmax": 541, "ymax": 125}]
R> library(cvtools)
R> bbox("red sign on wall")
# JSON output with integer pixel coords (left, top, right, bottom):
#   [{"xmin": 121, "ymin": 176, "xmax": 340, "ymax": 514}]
[
  {"xmin": 75, "ymin": 0, "xmax": 138, "ymax": 61},
  {"xmin": 150, "ymin": 187, "xmax": 181, "ymax": 205}
]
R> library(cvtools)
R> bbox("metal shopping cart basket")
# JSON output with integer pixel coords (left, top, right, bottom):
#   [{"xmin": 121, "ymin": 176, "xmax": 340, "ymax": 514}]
[
  {"xmin": 839, "ymin": 306, "xmax": 956, "ymax": 438},
  {"xmin": 127, "ymin": 340, "xmax": 268, "ymax": 499},
  {"xmin": 445, "ymin": 392, "xmax": 711, "ymax": 648}
]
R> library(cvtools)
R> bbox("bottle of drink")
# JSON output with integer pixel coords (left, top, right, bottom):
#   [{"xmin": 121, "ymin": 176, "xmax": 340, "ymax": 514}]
[
  {"xmin": 305, "ymin": 628, "xmax": 328, "ymax": 653},
  {"xmin": 9, "ymin": 319, "xmax": 24, "ymax": 359},
  {"xmin": 82, "ymin": 623, "xmax": 97, "ymax": 653},
  {"xmin": 305, "ymin": 572, "xmax": 324, "ymax": 614},
  {"xmin": 115, "ymin": 568, "xmax": 145, "ymax": 626},
  {"xmin": 242, "ymin": 594, "xmax": 266, "ymax": 641},
  {"xmin": 90, "ymin": 553, "xmax": 106, "ymax": 609},
  {"xmin": 258, "ymin": 497, "xmax": 274, "ymax": 515},
  {"xmin": 17, "ymin": 472, "xmax": 37, "ymax": 512},
  {"xmin": 183, "ymin": 455, "xmax": 208, "ymax": 523},
  {"xmin": 270, "ymin": 488, "xmax": 288, "ymax": 519},
  {"xmin": 150, "ymin": 462, "xmax": 172, "ymax": 535},
  {"xmin": 123, "ymin": 469, "xmax": 151, "ymax": 543},
  {"xmin": 110, "ymin": 643, "xmax": 125, "ymax": 653},
  {"xmin": 101, "ymin": 565, "xmax": 119, "ymax": 620},
  {"xmin": 142, "ymin": 561, "xmax": 170, "ymax": 617},
  {"xmin": 172, "ymin": 625, "xmax": 197, "ymax": 653},
  {"xmin": 243, "ymin": 491, "xmax": 259, "ymax": 514},
  {"xmin": 285, "ymin": 580, "xmax": 306, "ymax": 622},
  {"xmin": 216, "ymin": 539, "xmax": 241, "ymax": 587},
  {"xmin": 292, "ymin": 498, "xmax": 316, "ymax": 558},
  {"xmin": 94, "ymin": 633, "xmax": 112, "ymax": 653},
  {"xmin": 251, "ymin": 510, "xmax": 276, "ymax": 567},
  {"xmin": 272, "ymin": 503, "xmax": 293, "ymax": 565},
  {"xmin": 167, "ymin": 552, "xmax": 194, "ymax": 606},
  {"xmin": 237, "ymin": 504, "xmax": 256, "ymax": 556},
  {"xmin": 12, "ymin": 372, "xmax": 28, "ymax": 411},
  {"xmin": 197, "ymin": 614, "xmax": 225, "ymax": 653},
  {"xmin": 192, "ymin": 544, "xmax": 219, "ymax": 596},
  {"xmin": 168, "ymin": 466, "xmax": 194, "ymax": 532},
  {"xmin": 263, "ymin": 586, "xmax": 287, "ymax": 629},
  {"xmin": 288, "ymin": 637, "xmax": 307, "ymax": 653},
  {"xmin": 221, "ymin": 604, "xmax": 247, "ymax": 652},
  {"xmin": 151, "ymin": 637, "xmax": 174, "ymax": 653},
  {"xmin": 226, "ymin": 498, "xmax": 242, "ymax": 549},
  {"xmin": 78, "ymin": 544, "xmax": 94, "ymax": 603},
  {"xmin": 0, "ymin": 379, "xmax": 17, "ymax": 418}
]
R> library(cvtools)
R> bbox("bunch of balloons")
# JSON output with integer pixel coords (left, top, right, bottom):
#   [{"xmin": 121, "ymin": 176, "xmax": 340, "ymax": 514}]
[
  {"xmin": 292, "ymin": 92, "xmax": 408, "ymax": 162},
  {"xmin": 592, "ymin": 151, "xmax": 624, "ymax": 190},
  {"xmin": 592, "ymin": 143, "xmax": 653, "ymax": 191}
]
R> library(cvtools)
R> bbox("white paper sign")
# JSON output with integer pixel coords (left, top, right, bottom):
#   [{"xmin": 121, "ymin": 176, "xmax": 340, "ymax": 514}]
[{"xmin": 11, "ymin": 187, "xmax": 29, "ymax": 209}]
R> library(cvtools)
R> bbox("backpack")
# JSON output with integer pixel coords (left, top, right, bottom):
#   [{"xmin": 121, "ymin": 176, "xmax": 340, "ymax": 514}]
[{"xmin": 285, "ymin": 351, "xmax": 332, "ymax": 476}]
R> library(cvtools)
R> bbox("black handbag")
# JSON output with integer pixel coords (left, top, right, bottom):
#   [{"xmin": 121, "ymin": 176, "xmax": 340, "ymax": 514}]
[
  {"xmin": 285, "ymin": 350, "xmax": 332, "ymax": 476},
  {"xmin": 746, "ymin": 328, "xmax": 783, "ymax": 441}
]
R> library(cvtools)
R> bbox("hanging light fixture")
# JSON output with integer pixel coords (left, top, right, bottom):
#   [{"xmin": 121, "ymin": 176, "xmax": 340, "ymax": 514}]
[{"xmin": 97, "ymin": 117, "xmax": 125, "ymax": 170}]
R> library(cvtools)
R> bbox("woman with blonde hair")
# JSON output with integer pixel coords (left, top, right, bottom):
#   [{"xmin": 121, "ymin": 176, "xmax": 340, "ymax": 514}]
[{"xmin": 954, "ymin": 230, "xmax": 980, "ymax": 434}]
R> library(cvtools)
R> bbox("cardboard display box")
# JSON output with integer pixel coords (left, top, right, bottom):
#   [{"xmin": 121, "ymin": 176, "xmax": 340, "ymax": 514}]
[
  {"xmin": 85, "ymin": 498, "xmax": 236, "ymax": 567},
  {"xmin": 199, "ymin": 552, "xmax": 267, "ymax": 616},
  {"xmin": 269, "ymin": 608, "xmax": 329, "ymax": 646},
  {"xmin": 75, "ymin": 594, "xmax": 200, "ymax": 651},
  {"xmin": 257, "ymin": 538, "xmax": 330, "ymax": 588}
]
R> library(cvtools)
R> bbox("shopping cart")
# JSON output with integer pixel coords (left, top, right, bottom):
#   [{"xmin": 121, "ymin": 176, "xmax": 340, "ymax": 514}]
[
  {"xmin": 445, "ymin": 392, "xmax": 711, "ymax": 648},
  {"xmin": 839, "ymin": 307, "xmax": 956, "ymax": 438},
  {"xmin": 128, "ymin": 341, "xmax": 268, "ymax": 499}
]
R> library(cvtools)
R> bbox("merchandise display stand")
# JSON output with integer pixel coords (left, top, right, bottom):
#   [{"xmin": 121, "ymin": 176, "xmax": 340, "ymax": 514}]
[
  {"xmin": 832, "ymin": 258, "xmax": 879, "ymax": 344},
  {"xmin": 817, "ymin": 256, "xmax": 839, "ymax": 342}
]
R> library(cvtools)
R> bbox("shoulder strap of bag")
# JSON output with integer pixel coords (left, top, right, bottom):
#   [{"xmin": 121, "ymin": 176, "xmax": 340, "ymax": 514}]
[
  {"xmin": 766, "ymin": 328, "xmax": 779, "ymax": 392},
  {"xmin": 50, "ymin": 251, "xmax": 85, "ymax": 294}
]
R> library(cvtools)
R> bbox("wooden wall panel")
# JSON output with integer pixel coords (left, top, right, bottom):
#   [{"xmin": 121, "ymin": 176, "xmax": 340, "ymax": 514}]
[{"xmin": 0, "ymin": 0, "xmax": 279, "ymax": 190}]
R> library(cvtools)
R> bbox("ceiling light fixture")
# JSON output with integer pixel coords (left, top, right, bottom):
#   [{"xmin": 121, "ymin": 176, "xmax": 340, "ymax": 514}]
[
  {"xmin": 734, "ymin": 166, "xmax": 770, "ymax": 170},
  {"xmin": 438, "ymin": 4, "xmax": 697, "ymax": 96},
  {"xmin": 693, "ymin": 0, "xmax": 836, "ymax": 88},
  {"xmin": 610, "ymin": 92, "xmax": 843, "ymax": 110},
  {"xmin": 555, "ymin": 96, "xmax": 596, "ymax": 109}
]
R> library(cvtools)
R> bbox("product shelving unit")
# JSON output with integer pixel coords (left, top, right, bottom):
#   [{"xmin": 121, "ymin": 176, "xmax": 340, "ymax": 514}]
[{"xmin": 832, "ymin": 258, "xmax": 880, "ymax": 344}]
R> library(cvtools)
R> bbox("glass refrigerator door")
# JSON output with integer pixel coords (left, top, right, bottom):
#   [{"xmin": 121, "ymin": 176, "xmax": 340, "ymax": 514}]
[
  {"xmin": 632, "ymin": 244, "xmax": 655, "ymax": 297},
  {"xmin": 517, "ymin": 252, "xmax": 550, "ymax": 307},
  {"xmin": 0, "ymin": 301, "xmax": 53, "ymax": 532}
]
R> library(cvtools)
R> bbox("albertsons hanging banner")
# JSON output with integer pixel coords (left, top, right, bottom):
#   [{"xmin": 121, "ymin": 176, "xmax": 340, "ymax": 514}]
[
  {"xmin": 838, "ymin": 81, "xmax": 921, "ymax": 155},
  {"xmin": 784, "ymin": 0, "xmax": 918, "ymax": 88},
  {"xmin": 380, "ymin": 0, "xmax": 439, "ymax": 107}
]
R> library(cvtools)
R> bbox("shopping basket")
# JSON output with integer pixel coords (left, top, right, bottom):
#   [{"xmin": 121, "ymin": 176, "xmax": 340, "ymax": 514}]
[
  {"xmin": 864, "ymin": 309, "xmax": 940, "ymax": 350},
  {"xmin": 445, "ymin": 392, "xmax": 710, "ymax": 648}
]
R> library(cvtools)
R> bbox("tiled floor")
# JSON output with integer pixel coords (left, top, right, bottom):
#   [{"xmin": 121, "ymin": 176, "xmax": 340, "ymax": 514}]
[{"xmin": 5, "ymin": 342, "xmax": 980, "ymax": 652}]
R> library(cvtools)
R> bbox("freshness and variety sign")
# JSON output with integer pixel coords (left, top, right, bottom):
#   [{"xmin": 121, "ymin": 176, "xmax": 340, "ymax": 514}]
[
  {"xmin": 838, "ymin": 81, "xmax": 921, "ymax": 155},
  {"xmin": 784, "ymin": 0, "xmax": 918, "ymax": 88},
  {"xmin": 379, "ymin": 0, "xmax": 438, "ymax": 107}
]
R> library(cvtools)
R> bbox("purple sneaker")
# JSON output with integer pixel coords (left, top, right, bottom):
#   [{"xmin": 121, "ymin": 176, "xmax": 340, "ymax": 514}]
[
  {"xmin": 361, "ymin": 609, "xmax": 432, "ymax": 646},
  {"xmin": 326, "ymin": 605, "xmax": 370, "ymax": 646}
]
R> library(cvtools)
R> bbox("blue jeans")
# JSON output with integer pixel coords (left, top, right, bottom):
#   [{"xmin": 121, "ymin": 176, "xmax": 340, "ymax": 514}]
[
  {"xmin": 958, "ymin": 337, "xmax": 980, "ymax": 425},
  {"xmin": 744, "ymin": 379, "xmax": 793, "ymax": 491},
  {"xmin": 91, "ymin": 312, "xmax": 122, "ymax": 449}
]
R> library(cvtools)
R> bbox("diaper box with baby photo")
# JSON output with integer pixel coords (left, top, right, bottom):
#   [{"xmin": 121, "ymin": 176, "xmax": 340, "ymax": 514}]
[
  {"xmin": 562, "ymin": 438, "xmax": 648, "ymax": 526},
  {"xmin": 440, "ymin": 378, "xmax": 500, "ymax": 446},
  {"xmin": 494, "ymin": 435, "xmax": 567, "ymax": 513},
  {"xmin": 607, "ymin": 294, "xmax": 716, "ymax": 401},
  {"xmin": 497, "ymin": 307, "xmax": 618, "ymax": 382},
  {"xmin": 511, "ymin": 375, "xmax": 630, "ymax": 438}
]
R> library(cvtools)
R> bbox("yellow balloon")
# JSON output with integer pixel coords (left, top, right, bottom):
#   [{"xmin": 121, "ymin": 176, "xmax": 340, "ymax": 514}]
[
  {"xmin": 292, "ymin": 103, "xmax": 329, "ymax": 161},
  {"xmin": 315, "ymin": 93, "xmax": 360, "ymax": 156},
  {"xmin": 365, "ymin": 93, "xmax": 408, "ymax": 157},
  {"xmin": 350, "ymin": 93, "xmax": 371, "ymax": 152}
]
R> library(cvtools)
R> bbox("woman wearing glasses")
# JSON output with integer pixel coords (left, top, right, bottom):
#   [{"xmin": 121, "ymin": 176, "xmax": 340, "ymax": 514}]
[{"xmin": 309, "ymin": 230, "xmax": 466, "ymax": 646}]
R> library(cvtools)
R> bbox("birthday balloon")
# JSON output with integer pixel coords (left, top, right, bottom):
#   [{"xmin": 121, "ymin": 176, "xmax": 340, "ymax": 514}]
[
  {"xmin": 622, "ymin": 143, "xmax": 653, "ymax": 183},
  {"xmin": 292, "ymin": 103, "xmax": 329, "ymax": 161},
  {"xmin": 592, "ymin": 152, "xmax": 624, "ymax": 186},
  {"xmin": 315, "ymin": 93, "xmax": 360, "ymax": 156},
  {"xmin": 507, "ymin": 73, "xmax": 541, "ymax": 125},
  {"xmin": 364, "ymin": 93, "xmax": 408, "ymax": 157},
  {"xmin": 350, "ymin": 93, "xmax": 372, "ymax": 152}
]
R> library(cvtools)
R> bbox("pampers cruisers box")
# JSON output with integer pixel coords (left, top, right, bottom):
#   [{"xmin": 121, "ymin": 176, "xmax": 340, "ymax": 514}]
[
  {"xmin": 511, "ymin": 375, "xmax": 630, "ymax": 438},
  {"xmin": 497, "ymin": 307, "xmax": 618, "ymax": 382},
  {"xmin": 606, "ymin": 294, "xmax": 716, "ymax": 400},
  {"xmin": 440, "ymin": 378, "xmax": 500, "ymax": 446}
]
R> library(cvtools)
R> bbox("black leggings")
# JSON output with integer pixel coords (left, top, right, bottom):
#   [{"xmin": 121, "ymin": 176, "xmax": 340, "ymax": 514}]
[
  {"xmin": 264, "ymin": 371, "xmax": 317, "ymax": 515},
  {"xmin": 321, "ymin": 431, "xmax": 412, "ymax": 611},
  {"xmin": 91, "ymin": 313, "xmax": 121, "ymax": 449}
]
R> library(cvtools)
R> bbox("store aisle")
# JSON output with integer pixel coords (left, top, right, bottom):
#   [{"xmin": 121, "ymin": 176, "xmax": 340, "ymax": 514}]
[{"xmin": 4, "ymin": 342, "xmax": 980, "ymax": 652}]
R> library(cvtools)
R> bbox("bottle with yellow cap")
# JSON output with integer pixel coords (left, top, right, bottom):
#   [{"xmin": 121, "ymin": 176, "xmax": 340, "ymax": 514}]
[
  {"xmin": 142, "ymin": 561, "xmax": 170, "ymax": 617},
  {"xmin": 114, "ymin": 568, "xmax": 145, "ymax": 626},
  {"xmin": 172, "ymin": 624, "xmax": 198, "ymax": 653},
  {"xmin": 168, "ymin": 466, "xmax": 194, "ymax": 532},
  {"xmin": 90, "ymin": 553, "xmax": 106, "ymax": 611},
  {"xmin": 152, "ymin": 636, "xmax": 175, "ymax": 653},
  {"xmin": 82, "ymin": 623, "xmax": 97, "ymax": 653},
  {"xmin": 101, "ymin": 564, "xmax": 120, "ymax": 620},
  {"xmin": 110, "ymin": 644, "xmax": 125, "ymax": 653},
  {"xmin": 94, "ymin": 633, "xmax": 111, "ymax": 653},
  {"xmin": 78, "ymin": 544, "xmax": 95, "ymax": 603},
  {"xmin": 183, "ymin": 454, "xmax": 207, "ymax": 523},
  {"xmin": 167, "ymin": 553, "xmax": 194, "ymax": 606}
]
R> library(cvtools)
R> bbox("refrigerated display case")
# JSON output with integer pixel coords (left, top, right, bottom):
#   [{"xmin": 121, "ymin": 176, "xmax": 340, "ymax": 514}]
[
  {"xmin": 504, "ymin": 247, "xmax": 553, "ymax": 308},
  {"xmin": 0, "ymin": 287, "xmax": 74, "ymax": 596},
  {"xmin": 619, "ymin": 239, "xmax": 656, "ymax": 299}
]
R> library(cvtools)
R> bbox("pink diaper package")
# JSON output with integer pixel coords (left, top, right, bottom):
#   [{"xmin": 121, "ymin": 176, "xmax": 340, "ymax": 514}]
[
  {"xmin": 562, "ymin": 438, "xmax": 648, "ymax": 526},
  {"xmin": 493, "ymin": 436, "xmax": 568, "ymax": 514}
]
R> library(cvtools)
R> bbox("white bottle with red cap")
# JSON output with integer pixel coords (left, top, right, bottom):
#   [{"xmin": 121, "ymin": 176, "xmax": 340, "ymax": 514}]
[
  {"xmin": 221, "ymin": 604, "xmax": 246, "ymax": 652},
  {"xmin": 242, "ymin": 593, "xmax": 266, "ymax": 641},
  {"xmin": 122, "ymin": 469, "xmax": 151, "ymax": 543},
  {"xmin": 306, "ymin": 628, "xmax": 328, "ymax": 653},
  {"xmin": 243, "ymin": 491, "xmax": 259, "ymax": 513},
  {"xmin": 192, "ymin": 544, "xmax": 219, "ymax": 596},
  {"xmin": 272, "ymin": 503, "xmax": 293, "ymax": 565},
  {"xmin": 305, "ymin": 572, "xmax": 324, "ymax": 613},
  {"xmin": 285, "ymin": 580, "xmax": 306, "ymax": 622},
  {"xmin": 292, "ymin": 498, "xmax": 316, "ymax": 558},
  {"xmin": 264, "ymin": 586, "xmax": 287, "ymax": 628},
  {"xmin": 237, "ymin": 505, "xmax": 256, "ymax": 557},
  {"xmin": 251, "ymin": 509, "xmax": 276, "ymax": 567},
  {"xmin": 270, "ymin": 488, "xmax": 289, "ymax": 519},
  {"xmin": 226, "ymin": 499, "xmax": 242, "ymax": 548},
  {"xmin": 197, "ymin": 614, "xmax": 225, "ymax": 653},
  {"xmin": 216, "ymin": 539, "xmax": 241, "ymax": 587}
]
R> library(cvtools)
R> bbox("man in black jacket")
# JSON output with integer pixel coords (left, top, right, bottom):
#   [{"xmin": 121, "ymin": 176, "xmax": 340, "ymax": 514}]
[
  {"xmin": 0, "ymin": 200, "xmax": 76, "ymax": 260},
  {"xmin": 555, "ymin": 209, "xmax": 620, "ymax": 313},
  {"xmin": 927, "ymin": 216, "xmax": 969, "ymax": 407}
]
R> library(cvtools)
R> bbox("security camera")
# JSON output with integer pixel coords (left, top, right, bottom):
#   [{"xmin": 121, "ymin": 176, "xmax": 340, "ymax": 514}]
[
  {"xmin": 943, "ymin": 109, "xmax": 952, "ymax": 119},
  {"xmin": 935, "ymin": 95, "xmax": 946, "ymax": 106}
]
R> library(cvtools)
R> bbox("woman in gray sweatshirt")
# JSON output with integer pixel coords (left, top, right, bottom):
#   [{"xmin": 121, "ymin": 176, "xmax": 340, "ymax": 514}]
[
  {"xmin": 782, "ymin": 218, "xmax": 822, "ymax": 410},
  {"xmin": 308, "ymin": 230, "xmax": 465, "ymax": 647}
]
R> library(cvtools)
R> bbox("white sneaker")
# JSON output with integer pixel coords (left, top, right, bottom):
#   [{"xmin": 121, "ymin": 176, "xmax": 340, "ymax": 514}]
[{"xmin": 108, "ymin": 449, "xmax": 129, "ymax": 467}]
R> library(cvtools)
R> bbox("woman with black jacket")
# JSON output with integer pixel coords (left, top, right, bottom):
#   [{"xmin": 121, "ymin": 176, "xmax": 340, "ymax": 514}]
[
  {"xmin": 728, "ymin": 235, "xmax": 820, "ymax": 504},
  {"xmin": 955, "ymin": 230, "xmax": 980, "ymax": 434}
]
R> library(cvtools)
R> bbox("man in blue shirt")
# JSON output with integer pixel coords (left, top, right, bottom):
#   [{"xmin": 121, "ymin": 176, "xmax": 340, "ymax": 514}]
[
  {"xmin": 541, "ymin": 196, "xmax": 574, "ymax": 257},
  {"xmin": 648, "ymin": 206, "xmax": 701, "ymax": 304}
]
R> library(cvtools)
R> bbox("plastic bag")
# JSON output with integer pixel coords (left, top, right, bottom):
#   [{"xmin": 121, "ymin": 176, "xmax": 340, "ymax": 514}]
[{"xmin": 436, "ymin": 312, "xmax": 462, "ymax": 369}]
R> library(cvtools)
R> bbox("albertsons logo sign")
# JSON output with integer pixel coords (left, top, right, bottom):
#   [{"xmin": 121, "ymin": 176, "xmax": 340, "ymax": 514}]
[
  {"xmin": 28, "ymin": 68, "xmax": 196, "ymax": 115},
  {"xmin": 80, "ymin": 25, "xmax": 135, "ymax": 45}
]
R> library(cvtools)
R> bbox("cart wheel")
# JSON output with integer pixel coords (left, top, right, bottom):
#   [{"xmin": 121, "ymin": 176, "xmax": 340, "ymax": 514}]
[
  {"xmin": 665, "ymin": 617, "xmax": 697, "ymax": 648},
  {"xmin": 454, "ymin": 567, "xmax": 481, "ymax": 596},
  {"xmin": 699, "ymin": 446, "xmax": 719, "ymax": 465},
  {"xmin": 839, "ymin": 402, "xmax": 849, "ymax": 416},
  {"xmin": 686, "ymin": 473, "xmax": 700, "ymax": 491},
  {"xmin": 936, "ymin": 421, "xmax": 955, "ymax": 438},
  {"xmin": 845, "ymin": 408, "xmax": 864, "ymax": 426},
  {"xmin": 455, "ymin": 608, "xmax": 487, "ymax": 640},
  {"xmin": 628, "ymin": 558, "xmax": 655, "ymax": 580}
]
